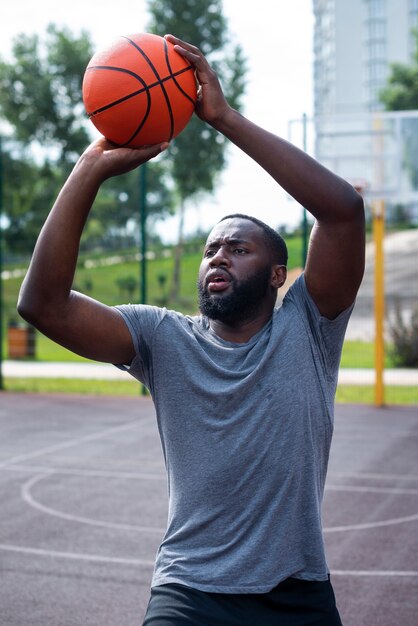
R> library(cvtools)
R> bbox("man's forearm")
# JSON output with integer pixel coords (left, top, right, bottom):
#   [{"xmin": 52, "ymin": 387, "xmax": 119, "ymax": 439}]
[
  {"xmin": 18, "ymin": 139, "xmax": 166, "ymax": 327},
  {"xmin": 18, "ymin": 156, "xmax": 101, "ymax": 323},
  {"xmin": 165, "ymin": 35, "xmax": 362, "ymax": 224},
  {"xmin": 212, "ymin": 108, "xmax": 361, "ymax": 223}
]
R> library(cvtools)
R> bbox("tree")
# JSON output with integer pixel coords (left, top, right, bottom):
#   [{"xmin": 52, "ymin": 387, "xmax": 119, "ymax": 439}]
[
  {"xmin": 1, "ymin": 145, "xmax": 63, "ymax": 255},
  {"xmin": 0, "ymin": 25, "xmax": 94, "ymax": 255},
  {"xmin": 379, "ymin": 29, "xmax": 418, "ymax": 111},
  {"xmin": 87, "ymin": 161, "xmax": 174, "ymax": 252},
  {"xmin": 379, "ymin": 29, "xmax": 418, "ymax": 187},
  {"xmin": 0, "ymin": 24, "xmax": 93, "ymax": 166},
  {"xmin": 147, "ymin": 0, "xmax": 247, "ymax": 295},
  {"xmin": 115, "ymin": 275, "xmax": 139, "ymax": 300},
  {"xmin": 0, "ymin": 24, "xmax": 172, "ymax": 256}
]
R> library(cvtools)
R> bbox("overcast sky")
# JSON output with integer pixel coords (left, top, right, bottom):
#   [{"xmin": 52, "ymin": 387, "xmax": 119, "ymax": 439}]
[{"xmin": 0, "ymin": 0, "xmax": 314, "ymax": 239}]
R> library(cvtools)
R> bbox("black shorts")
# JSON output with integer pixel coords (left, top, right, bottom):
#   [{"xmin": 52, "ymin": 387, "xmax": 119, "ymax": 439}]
[{"xmin": 142, "ymin": 576, "xmax": 343, "ymax": 626}]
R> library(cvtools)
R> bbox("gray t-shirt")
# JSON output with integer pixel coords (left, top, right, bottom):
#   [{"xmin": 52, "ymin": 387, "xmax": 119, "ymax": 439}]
[{"xmin": 115, "ymin": 274, "xmax": 352, "ymax": 594}]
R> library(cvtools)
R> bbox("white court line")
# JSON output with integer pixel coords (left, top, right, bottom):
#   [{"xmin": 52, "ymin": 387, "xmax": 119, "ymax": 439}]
[
  {"xmin": 0, "ymin": 420, "xmax": 140, "ymax": 469},
  {"xmin": 331, "ymin": 570, "xmax": 418, "ymax": 577},
  {"xmin": 6, "ymin": 466, "xmax": 418, "ymax": 487},
  {"xmin": 22, "ymin": 471, "xmax": 418, "ymax": 535},
  {"xmin": 11, "ymin": 466, "xmax": 417, "ymax": 493},
  {"xmin": 21, "ymin": 473, "xmax": 166, "ymax": 534},
  {"xmin": 6, "ymin": 467, "xmax": 418, "ymax": 489},
  {"xmin": 7, "ymin": 440, "xmax": 418, "ymax": 535},
  {"xmin": 329, "ymin": 471, "xmax": 418, "ymax": 482},
  {"xmin": 323, "ymin": 483, "xmax": 418, "ymax": 531},
  {"xmin": 324, "ymin": 512, "xmax": 418, "ymax": 532},
  {"xmin": 6, "ymin": 467, "xmax": 418, "ymax": 486},
  {"xmin": 0, "ymin": 543, "xmax": 154, "ymax": 566},
  {"xmin": 4, "ymin": 463, "xmax": 165, "ymax": 481},
  {"xmin": 326, "ymin": 484, "xmax": 418, "ymax": 496},
  {"xmin": 1, "ymin": 543, "xmax": 416, "ymax": 576},
  {"xmin": 14, "ymin": 467, "xmax": 418, "ymax": 535}
]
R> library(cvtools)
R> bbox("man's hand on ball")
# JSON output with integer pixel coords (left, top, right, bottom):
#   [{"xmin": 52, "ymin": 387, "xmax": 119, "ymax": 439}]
[
  {"xmin": 81, "ymin": 138, "xmax": 168, "ymax": 181},
  {"xmin": 164, "ymin": 34, "xmax": 231, "ymax": 127}
]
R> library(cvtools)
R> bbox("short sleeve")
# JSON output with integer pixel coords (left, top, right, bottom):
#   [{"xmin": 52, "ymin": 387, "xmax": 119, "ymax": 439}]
[
  {"xmin": 283, "ymin": 274, "xmax": 353, "ymax": 377},
  {"xmin": 114, "ymin": 304, "xmax": 167, "ymax": 388}
]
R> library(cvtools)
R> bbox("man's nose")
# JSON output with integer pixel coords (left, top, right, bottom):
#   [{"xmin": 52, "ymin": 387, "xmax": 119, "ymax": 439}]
[{"xmin": 209, "ymin": 247, "xmax": 230, "ymax": 266}]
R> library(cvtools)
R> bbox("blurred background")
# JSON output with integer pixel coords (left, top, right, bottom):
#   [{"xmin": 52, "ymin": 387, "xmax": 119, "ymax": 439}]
[{"xmin": 1, "ymin": 0, "xmax": 417, "ymax": 404}]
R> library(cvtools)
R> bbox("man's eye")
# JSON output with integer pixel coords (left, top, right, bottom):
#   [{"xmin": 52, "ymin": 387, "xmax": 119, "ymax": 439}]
[
  {"xmin": 205, "ymin": 249, "xmax": 216, "ymax": 257},
  {"xmin": 234, "ymin": 248, "xmax": 247, "ymax": 254}
]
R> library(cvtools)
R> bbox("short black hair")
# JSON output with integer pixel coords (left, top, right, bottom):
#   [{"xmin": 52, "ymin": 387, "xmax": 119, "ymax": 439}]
[{"xmin": 218, "ymin": 213, "xmax": 288, "ymax": 266}]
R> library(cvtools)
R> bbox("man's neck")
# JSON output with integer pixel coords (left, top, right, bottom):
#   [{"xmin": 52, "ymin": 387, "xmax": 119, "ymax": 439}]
[{"xmin": 208, "ymin": 310, "xmax": 273, "ymax": 344}]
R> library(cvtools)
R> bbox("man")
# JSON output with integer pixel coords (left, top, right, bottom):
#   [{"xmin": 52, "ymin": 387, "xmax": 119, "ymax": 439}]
[{"xmin": 18, "ymin": 35, "xmax": 365, "ymax": 625}]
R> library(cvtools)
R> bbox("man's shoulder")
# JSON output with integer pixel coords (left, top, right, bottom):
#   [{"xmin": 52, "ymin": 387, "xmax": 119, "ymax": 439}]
[
  {"xmin": 116, "ymin": 303, "xmax": 192, "ymax": 322},
  {"xmin": 275, "ymin": 271, "xmax": 306, "ymax": 312},
  {"xmin": 129, "ymin": 305, "xmax": 204, "ymax": 336}
]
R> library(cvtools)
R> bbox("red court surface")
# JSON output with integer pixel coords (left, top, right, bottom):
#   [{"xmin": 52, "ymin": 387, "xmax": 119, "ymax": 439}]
[{"xmin": 0, "ymin": 393, "xmax": 417, "ymax": 626}]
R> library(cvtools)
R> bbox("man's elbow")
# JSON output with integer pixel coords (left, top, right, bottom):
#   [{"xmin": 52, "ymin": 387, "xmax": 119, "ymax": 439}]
[
  {"xmin": 17, "ymin": 297, "xmax": 37, "ymax": 328},
  {"xmin": 348, "ymin": 186, "xmax": 366, "ymax": 222},
  {"xmin": 17, "ymin": 290, "xmax": 48, "ymax": 330}
]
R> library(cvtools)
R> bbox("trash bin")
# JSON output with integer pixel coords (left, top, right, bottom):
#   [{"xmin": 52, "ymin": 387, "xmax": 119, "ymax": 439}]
[{"xmin": 7, "ymin": 322, "xmax": 36, "ymax": 358}]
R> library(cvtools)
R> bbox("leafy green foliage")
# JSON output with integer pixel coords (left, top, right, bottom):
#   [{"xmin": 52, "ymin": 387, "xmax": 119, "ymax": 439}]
[
  {"xmin": 0, "ymin": 24, "xmax": 93, "ymax": 164},
  {"xmin": 1, "ymin": 148, "xmax": 63, "ymax": 254},
  {"xmin": 0, "ymin": 25, "xmax": 95, "ymax": 255},
  {"xmin": 0, "ymin": 24, "xmax": 173, "ymax": 256},
  {"xmin": 380, "ymin": 28, "xmax": 418, "ymax": 111},
  {"xmin": 115, "ymin": 275, "xmax": 138, "ymax": 299},
  {"xmin": 148, "ymin": 0, "xmax": 226, "ymax": 54},
  {"xmin": 147, "ymin": 0, "xmax": 247, "ymax": 292},
  {"xmin": 379, "ymin": 30, "xmax": 418, "ymax": 188},
  {"xmin": 3, "ymin": 235, "xmax": 303, "ymax": 324},
  {"xmin": 147, "ymin": 0, "xmax": 246, "ymax": 201},
  {"xmin": 86, "ymin": 162, "xmax": 174, "ymax": 252},
  {"xmin": 389, "ymin": 301, "xmax": 418, "ymax": 367}
]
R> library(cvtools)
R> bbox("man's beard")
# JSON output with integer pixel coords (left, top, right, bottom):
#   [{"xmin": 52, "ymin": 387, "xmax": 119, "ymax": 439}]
[{"xmin": 198, "ymin": 265, "xmax": 273, "ymax": 324}]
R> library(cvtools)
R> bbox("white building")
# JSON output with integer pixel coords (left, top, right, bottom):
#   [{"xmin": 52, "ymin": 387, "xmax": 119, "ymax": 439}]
[
  {"xmin": 313, "ymin": 0, "xmax": 418, "ymax": 116},
  {"xmin": 312, "ymin": 0, "xmax": 418, "ymax": 212}
]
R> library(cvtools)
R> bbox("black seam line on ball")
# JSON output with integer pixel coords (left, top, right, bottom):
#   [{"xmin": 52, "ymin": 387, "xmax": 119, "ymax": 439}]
[
  {"xmin": 87, "ymin": 65, "xmax": 151, "ymax": 146},
  {"xmin": 86, "ymin": 65, "xmax": 193, "ymax": 117},
  {"xmin": 123, "ymin": 36, "xmax": 175, "ymax": 141},
  {"xmin": 163, "ymin": 38, "xmax": 196, "ymax": 106}
]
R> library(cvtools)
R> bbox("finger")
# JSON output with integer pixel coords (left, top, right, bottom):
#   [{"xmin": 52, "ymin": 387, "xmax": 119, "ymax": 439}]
[
  {"xmin": 170, "ymin": 45, "xmax": 211, "ymax": 83},
  {"xmin": 151, "ymin": 142, "xmax": 170, "ymax": 154},
  {"xmin": 129, "ymin": 142, "xmax": 169, "ymax": 160},
  {"xmin": 107, "ymin": 141, "xmax": 168, "ymax": 155},
  {"xmin": 165, "ymin": 34, "xmax": 208, "ymax": 67},
  {"xmin": 164, "ymin": 34, "xmax": 200, "ymax": 56}
]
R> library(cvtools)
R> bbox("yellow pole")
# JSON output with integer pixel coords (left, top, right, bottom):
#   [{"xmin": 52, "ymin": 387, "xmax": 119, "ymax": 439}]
[{"xmin": 373, "ymin": 199, "xmax": 385, "ymax": 407}]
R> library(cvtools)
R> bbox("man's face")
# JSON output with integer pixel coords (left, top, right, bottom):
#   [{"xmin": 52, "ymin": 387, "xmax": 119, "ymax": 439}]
[{"xmin": 198, "ymin": 218, "xmax": 275, "ymax": 323}]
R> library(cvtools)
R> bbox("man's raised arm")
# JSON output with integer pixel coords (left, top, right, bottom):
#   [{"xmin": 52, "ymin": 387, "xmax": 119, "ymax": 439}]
[
  {"xmin": 167, "ymin": 35, "xmax": 365, "ymax": 319},
  {"xmin": 18, "ymin": 139, "xmax": 167, "ymax": 363}
]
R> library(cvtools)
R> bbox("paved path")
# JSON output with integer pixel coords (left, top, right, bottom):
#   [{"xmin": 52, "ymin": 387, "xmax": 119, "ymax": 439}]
[{"xmin": 2, "ymin": 359, "xmax": 418, "ymax": 385}]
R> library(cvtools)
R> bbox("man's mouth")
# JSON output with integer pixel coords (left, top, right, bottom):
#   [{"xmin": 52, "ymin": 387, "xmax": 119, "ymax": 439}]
[{"xmin": 206, "ymin": 272, "xmax": 232, "ymax": 292}]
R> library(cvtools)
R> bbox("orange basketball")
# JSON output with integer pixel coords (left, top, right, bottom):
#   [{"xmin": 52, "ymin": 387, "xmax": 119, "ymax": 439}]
[{"xmin": 82, "ymin": 33, "xmax": 197, "ymax": 147}]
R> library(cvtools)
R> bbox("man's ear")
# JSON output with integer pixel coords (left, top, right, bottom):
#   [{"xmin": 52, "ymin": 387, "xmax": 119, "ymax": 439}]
[{"xmin": 271, "ymin": 265, "xmax": 287, "ymax": 290}]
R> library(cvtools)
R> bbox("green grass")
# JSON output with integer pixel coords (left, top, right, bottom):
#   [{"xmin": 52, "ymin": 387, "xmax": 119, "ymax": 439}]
[
  {"xmin": 1, "ymin": 238, "xmax": 393, "ymax": 367},
  {"xmin": 2, "ymin": 238, "xmax": 304, "ymax": 359},
  {"xmin": 2, "ymin": 377, "xmax": 141, "ymax": 396},
  {"xmin": 29, "ymin": 335, "xmax": 97, "ymax": 363},
  {"xmin": 0, "ymin": 237, "xmax": 409, "ymax": 381},
  {"xmin": 340, "ymin": 340, "xmax": 395, "ymax": 369},
  {"xmin": 3, "ymin": 237, "xmax": 305, "ymax": 323},
  {"xmin": 335, "ymin": 385, "xmax": 418, "ymax": 405},
  {"xmin": 4, "ymin": 335, "xmax": 397, "ymax": 369},
  {"xmin": 2, "ymin": 378, "xmax": 417, "ymax": 405}
]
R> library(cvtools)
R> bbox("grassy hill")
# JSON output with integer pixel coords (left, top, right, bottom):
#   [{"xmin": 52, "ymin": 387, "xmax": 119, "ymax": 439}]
[{"xmin": 2, "ymin": 236, "xmax": 305, "ymax": 361}]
